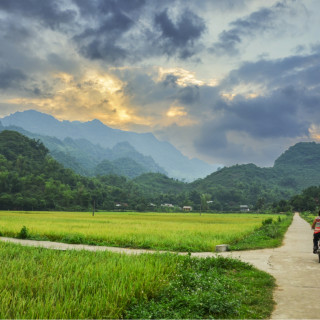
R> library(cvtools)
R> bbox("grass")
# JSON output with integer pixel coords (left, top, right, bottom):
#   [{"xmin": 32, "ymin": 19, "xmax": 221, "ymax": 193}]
[
  {"xmin": 127, "ymin": 255, "xmax": 275, "ymax": 319},
  {"xmin": 0, "ymin": 241, "xmax": 275, "ymax": 319},
  {"xmin": 300, "ymin": 211, "xmax": 315, "ymax": 225},
  {"xmin": 230, "ymin": 214, "xmax": 293, "ymax": 250},
  {"xmin": 0, "ymin": 211, "xmax": 288, "ymax": 252}
]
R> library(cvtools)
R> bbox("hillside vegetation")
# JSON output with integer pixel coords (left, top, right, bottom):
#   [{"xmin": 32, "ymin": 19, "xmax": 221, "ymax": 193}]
[
  {"xmin": 0, "ymin": 124, "xmax": 166, "ymax": 178},
  {"xmin": 0, "ymin": 130, "xmax": 147, "ymax": 211},
  {"xmin": 1, "ymin": 130, "xmax": 320, "ymax": 211}
]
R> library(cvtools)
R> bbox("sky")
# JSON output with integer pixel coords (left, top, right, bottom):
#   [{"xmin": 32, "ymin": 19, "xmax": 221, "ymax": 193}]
[{"xmin": 1, "ymin": 0, "xmax": 320, "ymax": 167}]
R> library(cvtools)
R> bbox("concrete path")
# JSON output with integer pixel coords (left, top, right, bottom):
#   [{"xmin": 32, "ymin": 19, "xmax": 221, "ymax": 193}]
[
  {"xmin": 216, "ymin": 213, "xmax": 320, "ymax": 319},
  {"xmin": 1, "ymin": 213, "xmax": 319, "ymax": 319}
]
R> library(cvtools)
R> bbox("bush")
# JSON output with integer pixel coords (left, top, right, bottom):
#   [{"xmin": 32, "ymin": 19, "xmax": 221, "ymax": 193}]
[
  {"xmin": 61, "ymin": 234, "xmax": 85, "ymax": 244},
  {"xmin": 262, "ymin": 218, "xmax": 273, "ymax": 226},
  {"xmin": 126, "ymin": 255, "xmax": 275, "ymax": 319},
  {"xmin": 17, "ymin": 226, "xmax": 29, "ymax": 239},
  {"xmin": 265, "ymin": 225, "xmax": 280, "ymax": 239}
]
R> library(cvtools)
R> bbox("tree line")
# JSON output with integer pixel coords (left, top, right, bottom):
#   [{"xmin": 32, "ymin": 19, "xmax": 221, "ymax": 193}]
[{"xmin": 0, "ymin": 130, "xmax": 319, "ymax": 213}]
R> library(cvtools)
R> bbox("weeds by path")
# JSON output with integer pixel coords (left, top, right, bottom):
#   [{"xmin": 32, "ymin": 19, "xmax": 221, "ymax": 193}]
[
  {"xmin": 127, "ymin": 255, "xmax": 275, "ymax": 319},
  {"xmin": 229, "ymin": 213, "xmax": 293, "ymax": 250},
  {"xmin": 300, "ymin": 211, "xmax": 315, "ymax": 225}
]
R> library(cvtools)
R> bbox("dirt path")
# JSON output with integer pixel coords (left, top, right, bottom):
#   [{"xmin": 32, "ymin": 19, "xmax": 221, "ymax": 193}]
[{"xmin": 1, "ymin": 213, "xmax": 319, "ymax": 319}]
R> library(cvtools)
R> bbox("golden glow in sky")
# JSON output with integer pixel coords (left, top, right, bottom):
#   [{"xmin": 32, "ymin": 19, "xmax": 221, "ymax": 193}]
[{"xmin": 1, "ymin": 0, "xmax": 319, "ymax": 166}]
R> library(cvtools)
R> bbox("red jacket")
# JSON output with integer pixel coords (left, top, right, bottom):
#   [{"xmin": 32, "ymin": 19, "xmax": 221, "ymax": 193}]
[{"xmin": 312, "ymin": 217, "xmax": 320, "ymax": 234}]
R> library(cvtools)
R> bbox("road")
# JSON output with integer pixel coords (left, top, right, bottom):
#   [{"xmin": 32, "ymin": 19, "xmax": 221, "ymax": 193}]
[
  {"xmin": 215, "ymin": 213, "xmax": 320, "ymax": 319},
  {"xmin": 1, "ymin": 213, "xmax": 319, "ymax": 319}
]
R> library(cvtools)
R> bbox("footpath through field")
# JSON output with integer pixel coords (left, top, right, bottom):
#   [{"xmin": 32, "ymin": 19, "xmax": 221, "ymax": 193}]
[
  {"xmin": 1, "ymin": 213, "xmax": 319, "ymax": 319},
  {"xmin": 216, "ymin": 213, "xmax": 320, "ymax": 319}
]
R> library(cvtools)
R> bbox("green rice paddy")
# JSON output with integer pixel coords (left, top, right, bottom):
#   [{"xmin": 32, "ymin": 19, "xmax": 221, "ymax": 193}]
[{"xmin": 0, "ymin": 211, "xmax": 284, "ymax": 251}]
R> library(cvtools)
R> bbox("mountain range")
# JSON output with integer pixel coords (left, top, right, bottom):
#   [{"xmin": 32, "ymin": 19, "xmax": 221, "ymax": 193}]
[
  {"xmin": 0, "ymin": 110, "xmax": 217, "ymax": 181},
  {"xmin": 0, "ymin": 122, "xmax": 166, "ymax": 178},
  {"xmin": 132, "ymin": 141, "xmax": 320, "ymax": 209},
  {"xmin": 1, "ymin": 126, "xmax": 320, "ymax": 211}
]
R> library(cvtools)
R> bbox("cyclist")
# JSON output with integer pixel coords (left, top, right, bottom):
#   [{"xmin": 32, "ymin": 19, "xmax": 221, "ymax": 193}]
[{"xmin": 312, "ymin": 210, "xmax": 320, "ymax": 253}]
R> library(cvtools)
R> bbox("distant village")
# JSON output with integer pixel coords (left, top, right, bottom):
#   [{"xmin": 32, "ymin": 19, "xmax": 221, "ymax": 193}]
[{"xmin": 114, "ymin": 202, "xmax": 250, "ymax": 212}]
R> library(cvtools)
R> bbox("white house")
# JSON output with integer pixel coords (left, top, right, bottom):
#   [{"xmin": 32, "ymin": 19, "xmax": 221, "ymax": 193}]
[{"xmin": 240, "ymin": 205, "xmax": 250, "ymax": 212}]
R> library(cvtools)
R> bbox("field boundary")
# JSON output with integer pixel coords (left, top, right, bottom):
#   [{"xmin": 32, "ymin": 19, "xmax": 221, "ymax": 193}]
[{"xmin": 0, "ymin": 236, "xmax": 214, "ymax": 256}]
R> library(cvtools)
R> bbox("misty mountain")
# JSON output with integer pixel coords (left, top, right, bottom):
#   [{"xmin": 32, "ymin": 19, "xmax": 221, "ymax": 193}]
[
  {"xmin": 0, "ymin": 123, "xmax": 166, "ymax": 178},
  {"xmin": 94, "ymin": 158, "xmax": 149, "ymax": 179},
  {"xmin": 2, "ymin": 126, "xmax": 320, "ymax": 211},
  {"xmin": 188, "ymin": 141, "xmax": 320, "ymax": 207},
  {"xmin": 131, "ymin": 141, "xmax": 320, "ymax": 207},
  {"xmin": 1, "ymin": 110, "xmax": 216, "ymax": 181}
]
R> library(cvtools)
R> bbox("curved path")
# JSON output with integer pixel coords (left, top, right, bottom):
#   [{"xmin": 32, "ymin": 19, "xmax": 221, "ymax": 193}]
[
  {"xmin": 217, "ymin": 213, "xmax": 320, "ymax": 319},
  {"xmin": 1, "ymin": 213, "xmax": 319, "ymax": 319}
]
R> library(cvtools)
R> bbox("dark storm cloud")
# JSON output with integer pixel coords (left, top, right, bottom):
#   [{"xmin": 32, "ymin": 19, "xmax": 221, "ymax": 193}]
[
  {"xmin": 78, "ymin": 40, "xmax": 128, "ymax": 63},
  {"xmin": 197, "ymin": 86, "xmax": 309, "ymax": 147},
  {"xmin": 72, "ymin": 0, "xmax": 146, "ymax": 63},
  {"xmin": 0, "ymin": 0, "xmax": 207, "ymax": 65},
  {"xmin": 0, "ymin": 66, "xmax": 27, "ymax": 90},
  {"xmin": 161, "ymin": 74, "xmax": 179, "ymax": 87},
  {"xmin": 73, "ymin": 1, "xmax": 206, "ymax": 62},
  {"xmin": 0, "ymin": 18, "xmax": 33, "ymax": 43},
  {"xmin": 176, "ymin": 86, "xmax": 200, "ymax": 105},
  {"xmin": 210, "ymin": 2, "xmax": 288, "ymax": 56},
  {"xmin": 224, "ymin": 87, "xmax": 308, "ymax": 138},
  {"xmin": 73, "ymin": 0, "xmax": 146, "ymax": 17},
  {"xmin": 194, "ymin": 89, "xmax": 311, "ymax": 164},
  {"xmin": 194, "ymin": 50, "xmax": 320, "ymax": 164},
  {"xmin": 0, "ymin": 0, "xmax": 76, "ymax": 30},
  {"xmin": 154, "ymin": 9, "xmax": 206, "ymax": 59},
  {"xmin": 223, "ymin": 52, "xmax": 320, "ymax": 90}
]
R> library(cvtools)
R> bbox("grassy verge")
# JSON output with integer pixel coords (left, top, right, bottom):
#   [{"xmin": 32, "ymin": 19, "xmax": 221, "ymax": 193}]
[
  {"xmin": 0, "ymin": 241, "xmax": 275, "ymax": 319},
  {"xmin": 229, "ymin": 213, "xmax": 293, "ymax": 250},
  {"xmin": 127, "ymin": 255, "xmax": 275, "ymax": 319},
  {"xmin": 299, "ymin": 211, "xmax": 315, "ymax": 225}
]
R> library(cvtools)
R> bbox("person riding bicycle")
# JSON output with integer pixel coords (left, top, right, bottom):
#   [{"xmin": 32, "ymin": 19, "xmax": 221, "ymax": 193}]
[{"xmin": 311, "ymin": 210, "xmax": 320, "ymax": 253}]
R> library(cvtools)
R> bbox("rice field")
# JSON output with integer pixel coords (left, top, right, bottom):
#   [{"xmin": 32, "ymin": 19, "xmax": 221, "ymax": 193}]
[
  {"xmin": 0, "ymin": 211, "xmax": 281, "ymax": 251},
  {"xmin": 0, "ymin": 241, "xmax": 275, "ymax": 319},
  {"xmin": 0, "ymin": 241, "xmax": 177, "ymax": 319}
]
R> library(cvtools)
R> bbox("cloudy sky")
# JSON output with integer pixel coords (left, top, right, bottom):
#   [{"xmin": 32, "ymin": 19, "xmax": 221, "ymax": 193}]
[{"xmin": 1, "ymin": 0, "xmax": 320, "ymax": 167}]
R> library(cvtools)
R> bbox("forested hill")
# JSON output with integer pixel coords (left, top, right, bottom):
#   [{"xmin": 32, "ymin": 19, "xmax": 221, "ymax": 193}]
[
  {"xmin": 274, "ymin": 142, "xmax": 320, "ymax": 167},
  {"xmin": 273, "ymin": 142, "xmax": 320, "ymax": 189},
  {"xmin": 2, "ymin": 129, "xmax": 320, "ymax": 212},
  {"xmin": 0, "ymin": 124, "xmax": 166, "ymax": 178},
  {"xmin": 0, "ymin": 130, "xmax": 150, "ymax": 211},
  {"xmin": 187, "ymin": 141, "xmax": 320, "ymax": 209}
]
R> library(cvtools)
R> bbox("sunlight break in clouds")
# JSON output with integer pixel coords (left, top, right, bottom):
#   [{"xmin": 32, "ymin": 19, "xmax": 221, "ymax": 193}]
[
  {"xmin": 309, "ymin": 125, "xmax": 320, "ymax": 142},
  {"xmin": 1, "ymin": 0, "xmax": 320, "ymax": 166},
  {"xmin": 5, "ymin": 70, "xmax": 150, "ymax": 129},
  {"xmin": 158, "ymin": 67, "xmax": 218, "ymax": 87}
]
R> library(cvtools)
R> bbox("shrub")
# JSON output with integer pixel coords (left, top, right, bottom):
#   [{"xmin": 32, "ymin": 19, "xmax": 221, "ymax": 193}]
[
  {"xmin": 17, "ymin": 226, "xmax": 29, "ymax": 239},
  {"xmin": 262, "ymin": 218, "xmax": 273, "ymax": 226}
]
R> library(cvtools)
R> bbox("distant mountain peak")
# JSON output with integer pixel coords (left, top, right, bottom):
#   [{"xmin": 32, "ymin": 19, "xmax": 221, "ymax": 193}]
[
  {"xmin": 89, "ymin": 118, "xmax": 103, "ymax": 124},
  {"xmin": 0, "ymin": 109, "xmax": 216, "ymax": 180},
  {"xmin": 113, "ymin": 141, "xmax": 135, "ymax": 151}
]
